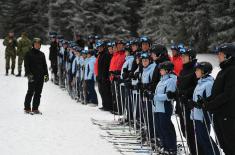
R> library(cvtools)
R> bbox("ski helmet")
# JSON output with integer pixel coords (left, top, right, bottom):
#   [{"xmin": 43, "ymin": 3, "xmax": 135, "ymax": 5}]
[
  {"xmin": 195, "ymin": 61, "xmax": 213, "ymax": 76},
  {"xmin": 158, "ymin": 61, "xmax": 174, "ymax": 72},
  {"xmin": 216, "ymin": 43, "xmax": 235, "ymax": 59},
  {"xmin": 140, "ymin": 52, "xmax": 151, "ymax": 59},
  {"xmin": 151, "ymin": 44, "xmax": 168, "ymax": 57},
  {"xmin": 95, "ymin": 40, "xmax": 105, "ymax": 49},
  {"xmin": 179, "ymin": 48, "xmax": 196, "ymax": 60},
  {"xmin": 140, "ymin": 36, "xmax": 151, "ymax": 44}
]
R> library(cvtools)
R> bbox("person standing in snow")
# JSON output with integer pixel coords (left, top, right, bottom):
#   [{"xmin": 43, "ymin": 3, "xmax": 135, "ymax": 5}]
[
  {"xmin": 24, "ymin": 38, "xmax": 49, "ymax": 114},
  {"xmin": 203, "ymin": 43, "xmax": 235, "ymax": 155},
  {"xmin": 3, "ymin": 32, "xmax": 17, "ymax": 76},
  {"xmin": 16, "ymin": 32, "xmax": 32, "ymax": 77}
]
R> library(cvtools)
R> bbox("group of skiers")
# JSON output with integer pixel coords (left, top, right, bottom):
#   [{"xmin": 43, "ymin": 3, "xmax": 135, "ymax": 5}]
[{"xmin": 48, "ymin": 32, "xmax": 235, "ymax": 155}]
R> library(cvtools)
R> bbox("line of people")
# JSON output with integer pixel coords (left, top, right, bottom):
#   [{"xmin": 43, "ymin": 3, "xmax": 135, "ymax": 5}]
[{"xmin": 48, "ymin": 33, "xmax": 235, "ymax": 155}]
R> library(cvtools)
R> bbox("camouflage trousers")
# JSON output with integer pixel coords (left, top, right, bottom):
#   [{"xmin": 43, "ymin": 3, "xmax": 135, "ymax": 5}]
[
  {"xmin": 17, "ymin": 55, "xmax": 25, "ymax": 72},
  {"xmin": 5, "ymin": 54, "xmax": 16, "ymax": 70}
]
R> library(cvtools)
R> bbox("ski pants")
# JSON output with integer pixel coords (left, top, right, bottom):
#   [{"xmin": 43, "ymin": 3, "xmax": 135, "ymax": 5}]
[
  {"xmin": 24, "ymin": 78, "xmax": 44, "ymax": 111},
  {"xmin": 97, "ymin": 80, "xmax": 112, "ymax": 111},
  {"xmin": 195, "ymin": 119, "xmax": 220, "ymax": 155},
  {"xmin": 214, "ymin": 115, "xmax": 235, "ymax": 155},
  {"xmin": 86, "ymin": 80, "xmax": 98, "ymax": 104},
  {"xmin": 155, "ymin": 102, "xmax": 177, "ymax": 151}
]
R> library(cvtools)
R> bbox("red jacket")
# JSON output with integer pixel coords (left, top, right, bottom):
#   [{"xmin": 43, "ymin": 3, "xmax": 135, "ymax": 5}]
[
  {"xmin": 170, "ymin": 55, "xmax": 183, "ymax": 76},
  {"xmin": 94, "ymin": 55, "xmax": 99, "ymax": 77},
  {"xmin": 109, "ymin": 50, "xmax": 125, "ymax": 80},
  {"xmin": 109, "ymin": 50, "xmax": 125, "ymax": 71}
]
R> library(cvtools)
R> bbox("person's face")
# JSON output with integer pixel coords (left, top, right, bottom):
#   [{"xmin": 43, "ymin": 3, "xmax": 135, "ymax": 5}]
[
  {"xmin": 131, "ymin": 44, "xmax": 138, "ymax": 52},
  {"xmin": 125, "ymin": 50, "xmax": 130, "ymax": 56},
  {"xmin": 141, "ymin": 42, "xmax": 150, "ymax": 51},
  {"xmin": 195, "ymin": 68, "xmax": 203, "ymax": 78},
  {"xmin": 160, "ymin": 69, "xmax": 167, "ymax": 76},
  {"xmin": 217, "ymin": 52, "xmax": 226, "ymax": 63},
  {"xmin": 182, "ymin": 54, "xmax": 190, "ymax": 64},
  {"xmin": 87, "ymin": 53, "xmax": 91, "ymax": 58},
  {"xmin": 82, "ymin": 54, "xmax": 87, "ymax": 58},
  {"xmin": 172, "ymin": 50, "xmax": 177, "ymax": 57},
  {"xmin": 9, "ymin": 32, "xmax": 14, "ymax": 38},
  {"xmin": 51, "ymin": 38, "xmax": 56, "ymax": 42},
  {"xmin": 34, "ymin": 42, "xmax": 41, "ymax": 49},
  {"xmin": 151, "ymin": 52, "xmax": 158, "ymax": 61},
  {"xmin": 117, "ymin": 43, "xmax": 124, "ymax": 51},
  {"xmin": 63, "ymin": 44, "xmax": 68, "ymax": 49},
  {"xmin": 76, "ymin": 52, "xmax": 80, "ymax": 57},
  {"xmin": 142, "ymin": 59, "xmax": 150, "ymax": 68},
  {"xmin": 108, "ymin": 47, "xmax": 113, "ymax": 54},
  {"xmin": 113, "ymin": 46, "xmax": 118, "ymax": 53},
  {"xmin": 98, "ymin": 46, "xmax": 104, "ymax": 52}
]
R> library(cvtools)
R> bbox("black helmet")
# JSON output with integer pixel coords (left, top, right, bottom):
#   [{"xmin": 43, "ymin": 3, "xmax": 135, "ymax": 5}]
[
  {"xmin": 130, "ymin": 38, "xmax": 140, "ymax": 46},
  {"xmin": 115, "ymin": 39, "xmax": 126, "ymax": 45},
  {"xmin": 195, "ymin": 61, "xmax": 213, "ymax": 76},
  {"xmin": 140, "ymin": 36, "xmax": 151, "ymax": 44},
  {"xmin": 159, "ymin": 61, "xmax": 174, "ymax": 72},
  {"xmin": 140, "ymin": 52, "xmax": 151, "ymax": 59},
  {"xmin": 151, "ymin": 44, "xmax": 168, "ymax": 57},
  {"xmin": 179, "ymin": 48, "xmax": 196, "ymax": 60},
  {"xmin": 216, "ymin": 43, "xmax": 235, "ymax": 59}
]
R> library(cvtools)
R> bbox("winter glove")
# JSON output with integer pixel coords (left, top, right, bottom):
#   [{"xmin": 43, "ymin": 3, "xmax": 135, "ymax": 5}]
[
  {"xmin": 44, "ymin": 75, "xmax": 49, "ymax": 83},
  {"xmin": 144, "ymin": 90, "xmax": 154, "ymax": 99},
  {"xmin": 197, "ymin": 95, "xmax": 208, "ymax": 109},
  {"xmin": 27, "ymin": 74, "xmax": 34, "ymax": 83},
  {"xmin": 133, "ymin": 72, "xmax": 139, "ymax": 80},
  {"xmin": 166, "ymin": 91, "xmax": 177, "ymax": 100}
]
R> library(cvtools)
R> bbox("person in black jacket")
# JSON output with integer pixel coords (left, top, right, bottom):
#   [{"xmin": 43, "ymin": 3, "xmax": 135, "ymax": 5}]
[
  {"xmin": 172, "ymin": 48, "xmax": 205, "ymax": 155},
  {"xmin": 95, "ymin": 41, "xmax": 112, "ymax": 111},
  {"xmin": 203, "ymin": 43, "xmax": 235, "ymax": 155},
  {"xmin": 24, "ymin": 38, "xmax": 49, "ymax": 114},
  {"xmin": 49, "ymin": 35, "xmax": 59, "ymax": 84}
]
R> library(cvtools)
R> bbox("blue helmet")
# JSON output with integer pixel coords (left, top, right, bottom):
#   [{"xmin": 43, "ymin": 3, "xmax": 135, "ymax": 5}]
[
  {"xmin": 140, "ymin": 36, "xmax": 151, "ymax": 44},
  {"xmin": 95, "ymin": 40, "xmax": 105, "ymax": 48},
  {"xmin": 140, "ymin": 52, "xmax": 151, "ymax": 59}
]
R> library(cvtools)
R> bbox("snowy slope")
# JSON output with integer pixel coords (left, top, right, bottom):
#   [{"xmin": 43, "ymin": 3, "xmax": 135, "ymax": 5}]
[
  {"xmin": 0, "ymin": 39, "xmax": 221, "ymax": 155},
  {"xmin": 0, "ymin": 40, "xmax": 120, "ymax": 155}
]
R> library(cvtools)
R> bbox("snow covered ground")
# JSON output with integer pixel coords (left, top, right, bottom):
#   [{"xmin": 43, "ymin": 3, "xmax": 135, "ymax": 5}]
[{"xmin": 0, "ymin": 39, "xmax": 221, "ymax": 155}]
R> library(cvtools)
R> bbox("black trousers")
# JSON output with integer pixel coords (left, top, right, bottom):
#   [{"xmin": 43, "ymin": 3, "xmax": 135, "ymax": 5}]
[
  {"xmin": 98, "ymin": 80, "xmax": 112, "ymax": 111},
  {"xmin": 214, "ymin": 115, "xmax": 235, "ymax": 155},
  {"xmin": 24, "ymin": 78, "xmax": 44, "ymax": 111}
]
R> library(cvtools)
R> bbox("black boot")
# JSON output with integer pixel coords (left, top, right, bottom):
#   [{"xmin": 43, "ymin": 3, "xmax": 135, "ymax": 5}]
[
  {"xmin": 16, "ymin": 71, "xmax": 21, "ymax": 77},
  {"xmin": 6, "ymin": 69, "xmax": 9, "ymax": 76},
  {"xmin": 11, "ymin": 69, "xmax": 14, "ymax": 75}
]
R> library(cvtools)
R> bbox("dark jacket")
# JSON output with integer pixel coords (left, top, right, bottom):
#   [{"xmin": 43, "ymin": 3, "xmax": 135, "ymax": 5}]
[
  {"xmin": 205, "ymin": 58, "xmax": 235, "ymax": 118},
  {"xmin": 24, "ymin": 48, "xmax": 49, "ymax": 79},
  {"xmin": 97, "ymin": 50, "xmax": 112, "ymax": 82},
  {"xmin": 49, "ymin": 41, "xmax": 58, "ymax": 62},
  {"xmin": 176, "ymin": 59, "xmax": 198, "ymax": 114},
  {"xmin": 150, "ymin": 54, "xmax": 171, "ymax": 92},
  {"xmin": 76, "ymin": 39, "xmax": 85, "ymax": 48}
]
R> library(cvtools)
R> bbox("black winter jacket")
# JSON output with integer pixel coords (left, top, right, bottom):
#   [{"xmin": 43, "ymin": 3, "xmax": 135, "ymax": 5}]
[
  {"xmin": 24, "ymin": 48, "xmax": 48, "ymax": 79},
  {"xmin": 205, "ymin": 58, "xmax": 235, "ymax": 118}
]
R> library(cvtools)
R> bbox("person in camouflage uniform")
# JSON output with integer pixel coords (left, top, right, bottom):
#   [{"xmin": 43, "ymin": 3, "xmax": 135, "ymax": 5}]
[
  {"xmin": 16, "ymin": 32, "xmax": 32, "ymax": 77},
  {"xmin": 3, "ymin": 32, "xmax": 17, "ymax": 75}
]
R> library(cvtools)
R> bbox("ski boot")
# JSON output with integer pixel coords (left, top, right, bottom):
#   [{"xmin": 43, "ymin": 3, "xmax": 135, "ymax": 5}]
[
  {"xmin": 32, "ymin": 110, "xmax": 42, "ymax": 115},
  {"xmin": 16, "ymin": 71, "xmax": 21, "ymax": 77}
]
